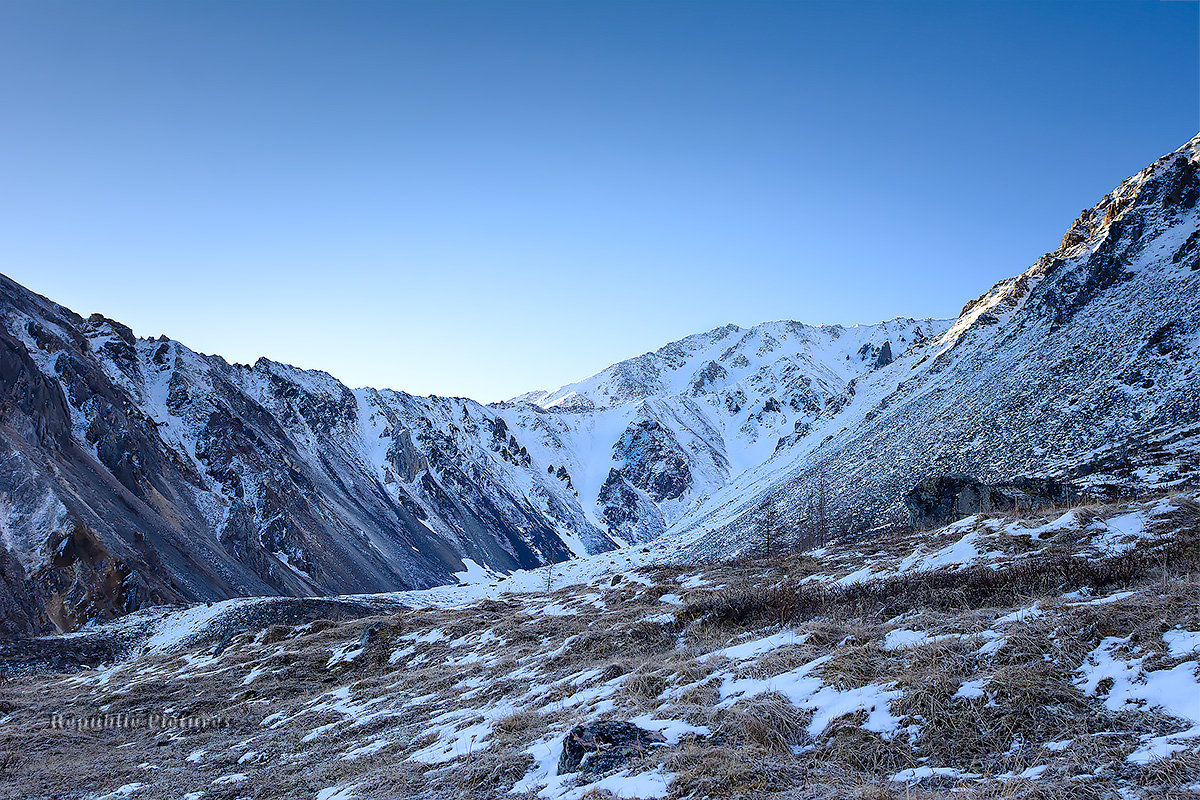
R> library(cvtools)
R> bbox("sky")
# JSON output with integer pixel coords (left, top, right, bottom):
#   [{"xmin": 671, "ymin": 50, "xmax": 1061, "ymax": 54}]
[{"xmin": 0, "ymin": 1, "xmax": 1196, "ymax": 402}]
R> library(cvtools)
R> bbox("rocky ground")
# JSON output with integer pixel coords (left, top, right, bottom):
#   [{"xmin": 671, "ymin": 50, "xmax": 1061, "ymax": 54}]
[{"xmin": 0, "ymin": 491, "xmax": 1198, "ymax": 800}]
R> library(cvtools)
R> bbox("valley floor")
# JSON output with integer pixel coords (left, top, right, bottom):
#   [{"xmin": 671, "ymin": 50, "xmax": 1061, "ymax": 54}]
[{"xmin": 1, "ymin": 492, "xmax": 1199, "ymax": 800}]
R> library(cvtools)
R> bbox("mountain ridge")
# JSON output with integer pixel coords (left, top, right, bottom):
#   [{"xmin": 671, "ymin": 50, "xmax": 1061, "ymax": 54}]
[
  {"xmin": 1, "ymin": 133, "xmax": 1197, "ymax": 636},
  {"xmin": 665, "ymin": 132, "xmax": 1200, "ymax": 557},
  {"xmin": 0, "ymin": 271, "xmax": 942, "ymax": 635}
]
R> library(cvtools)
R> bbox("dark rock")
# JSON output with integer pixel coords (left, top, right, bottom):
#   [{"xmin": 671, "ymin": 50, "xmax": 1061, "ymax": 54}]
[
  {"xmin": 611, "ymin": 419, "xmax": 692, "ymax": 503},
  {"xmin": 358, "ymin": 622, "xmax": 384, "ymax": 648},
  {"xmin": 688, "ymin": 360, "xmax": 728, "ymax": 395},
  {"xmin": 905, "ymin": 474, "xmax": 1080, "ymax": 529},
  {"xmin": 212, "ymin": 627, "xmax": 245, "ymax": 657},
  {"xmin": 557, "ymin": 720, "xmax": 666, "ymax": 775},
  {"xmin": 724, "ymin": 391, "xmax": 744, "ymax": 415},
  {"xmin": 873, "ymin": 341, "xmax": 893, "ymax": 369},
  {"xmin": 1146, "ymin": 321, "xmax": 1187, "ymax": 356},
  {"xmin": 1172, "ymin": 229, "xmax": 1200, "ymax": 269},
  {"xmin": 598, "ymin": 468, "xmax": 640, "ymax": 532},
  {"xmin": 386, "ymin": 427, "xmax": 427, "ymax": 483},
  {"xmin": 554, "ymin": 465, "xmax": 572, "ymax": 488}
]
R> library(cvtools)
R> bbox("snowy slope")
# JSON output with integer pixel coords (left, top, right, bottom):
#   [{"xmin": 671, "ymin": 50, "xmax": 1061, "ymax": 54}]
[
  {"xmin": 501, "ymin": 318, "xmax": 948, "ymax": 542},
  {"xmin": 669, "ymin": 133, "xmax": 1200, "ymax": 558}
]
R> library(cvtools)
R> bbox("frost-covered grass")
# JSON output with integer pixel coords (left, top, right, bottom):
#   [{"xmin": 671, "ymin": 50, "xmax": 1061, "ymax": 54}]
[{"xmin": 1, "ymin": 492, "xmax": 1198, "ymax": 799}]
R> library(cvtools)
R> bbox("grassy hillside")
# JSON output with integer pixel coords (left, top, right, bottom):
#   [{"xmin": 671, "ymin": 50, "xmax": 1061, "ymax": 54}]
[{"xmin": 1, "ymin": 492, "xmax": 1198, "ymax": 799}]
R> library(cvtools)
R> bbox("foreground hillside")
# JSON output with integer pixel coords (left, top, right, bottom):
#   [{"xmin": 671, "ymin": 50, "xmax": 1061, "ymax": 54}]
[{"xmin": 2, "ymin": 492, "xmax": 1197, "ymax": 799}]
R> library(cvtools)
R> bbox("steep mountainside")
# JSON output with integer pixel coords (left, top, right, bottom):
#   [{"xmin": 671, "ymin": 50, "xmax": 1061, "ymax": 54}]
[
  {"xmin": 670, "ymin": 134, "xmax": 1200, "ymax": 557},
  {"xmin": 0, "ymin": 281, "xmax": 626, "ymax": 635}
]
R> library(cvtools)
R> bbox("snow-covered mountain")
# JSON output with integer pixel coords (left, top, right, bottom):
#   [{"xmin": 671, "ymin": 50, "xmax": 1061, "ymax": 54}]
[
  {"xmin": 0, "ymin": 282, "xmax": 630, "ymax": 636},
  {"xmin": 668, "ymin": 133, "xmax": 1200, "ymax": 557},
  {"xmin": 501, "ymin": 317, "xmax": 947, "ymax": 543},
  {"xmin": 1, "ymin": 133, "xmax": 1197, "ymax": 636},
  {"xmin": 0, "ymin": 281, "xmax": 938, "ymax": 635}
]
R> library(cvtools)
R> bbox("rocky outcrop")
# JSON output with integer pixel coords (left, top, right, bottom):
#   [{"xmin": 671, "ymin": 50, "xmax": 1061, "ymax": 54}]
[
  {"xmin": 612, "ymin": 419, "xmax": 693, "ymax": 504},
  {"xmin": 0, "ymin": 544, "xmax": 48, "ymax": 639},
  {"xmin": 874, "ymin": 341, "xmax": 893, "ymax": 369},
  {"xmin": 597, "ymin": 468, "xmax": 666, "ymax": 542},
  {"xmin": 904, "ymin": 475, "xmax": 1080, "ymax": 529}
]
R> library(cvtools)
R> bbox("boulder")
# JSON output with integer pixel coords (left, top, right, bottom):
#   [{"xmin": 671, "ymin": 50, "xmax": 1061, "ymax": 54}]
[{"xmin": 557, "ymin": 720, "xmax": 666, "ymax": 775}]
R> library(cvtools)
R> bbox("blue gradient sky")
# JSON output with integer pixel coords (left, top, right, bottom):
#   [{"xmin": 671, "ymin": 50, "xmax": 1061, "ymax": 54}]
[{"xmin": 1, "ymin": 1, "xmax": 1196, "ymax": 401}]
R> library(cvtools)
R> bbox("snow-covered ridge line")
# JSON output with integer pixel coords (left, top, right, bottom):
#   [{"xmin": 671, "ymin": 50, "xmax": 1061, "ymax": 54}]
[{"xmin": 666, "ymin": 132, "xmax": 1200, "ymax": 553}]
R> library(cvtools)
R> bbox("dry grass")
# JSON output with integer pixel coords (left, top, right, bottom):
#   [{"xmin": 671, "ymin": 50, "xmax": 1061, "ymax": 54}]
[
  {"xmin": 1, "ymin": 491, "xmax": 1198, "ymax": 799},
  {"xmin": 721, "ymin": 692, "xmax": 809, "ymax": 753},
  {"xmin": 663, "ymin": 742, "xmax": 800, "ymax": 799}
]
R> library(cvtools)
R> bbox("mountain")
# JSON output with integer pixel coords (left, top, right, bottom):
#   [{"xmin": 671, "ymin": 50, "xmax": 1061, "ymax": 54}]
[
  {"xmin": 1, "ymin": 133, "xmax": 1197, "ymax": 637},
  {"xmin": 501, "ymin": 317, "xmax": 947, "ymax": 543},
  {"xmin": 0, "ymin": 284, "xmax": 940, "ymax": 636},
  {"xmin": 0, "ymin": 280, "xmax": 628, "ymax": 636},
  {"xmin": 666, "ymin": 133, "xmax": 1200, "ymax": 557}
]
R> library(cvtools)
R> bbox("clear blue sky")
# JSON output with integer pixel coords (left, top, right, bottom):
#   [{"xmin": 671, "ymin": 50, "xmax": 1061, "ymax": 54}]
[{"xmin": 1, "ymin": 0, "xmax": 1195, "ymax": 401}]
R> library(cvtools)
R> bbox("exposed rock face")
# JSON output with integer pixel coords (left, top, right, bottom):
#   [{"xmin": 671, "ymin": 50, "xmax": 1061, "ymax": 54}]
[
  {"xmin": 904, "ymin": 475, "xmax": 1079, "ymax": 529},
  {"xmin": 0, "ymin": 544, "xmax": 47, "ymax": 639},
  {"xmin": 0, "ymin": 277, "xmax": 622, "ymax": 635},
  {"xmin": 874, "ymin": 341, "xmax": 894, "ymax": 369},
  {"xmin": 557, "ymin": 720, "xmax": 667, "ymax": 775},
  {"xmin": 613, "ymin": 419, "xmax": 693, "ymax": 503},
  {"xmin": 597, "ymin": 468, "xmax": 667, "ymax": 542}
]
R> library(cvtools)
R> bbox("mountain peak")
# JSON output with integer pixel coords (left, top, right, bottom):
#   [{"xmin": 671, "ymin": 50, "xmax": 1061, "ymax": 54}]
[{"xmin": 516, "ymin": 316, "xmax": 951, "ymax": 411}]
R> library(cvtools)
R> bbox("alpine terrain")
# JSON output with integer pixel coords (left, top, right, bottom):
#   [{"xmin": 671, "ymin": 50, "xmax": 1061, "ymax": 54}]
[
  {"xmin": 0, "ymin": 132, "xmax": 1198, "ymax": 800},
  {"xmin": 0, "ymin": 264, "xmax": 944, "ymax": 636},
  {"xmin": 3, "ymin": 136, "xmax": 1199, "ymax": 638}
]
